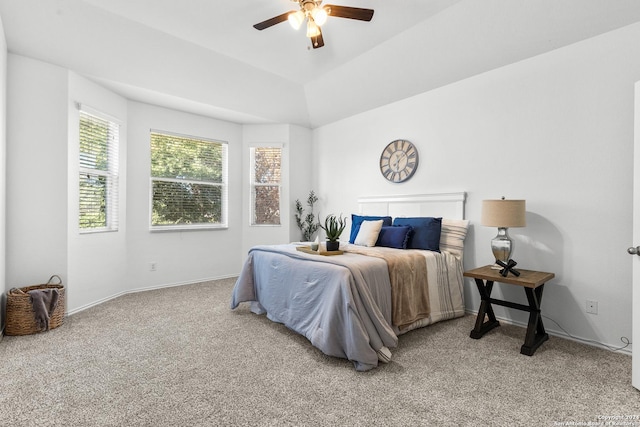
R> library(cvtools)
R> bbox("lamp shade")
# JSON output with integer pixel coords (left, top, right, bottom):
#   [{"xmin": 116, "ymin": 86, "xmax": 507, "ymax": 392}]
[
  {"xmin": 306, "ymin": 19, "xmax": 321, "ymax": 37},
  {"xmin": 481, "ymin": 199, "xmax": 526, "ymax": 228},
  {"xmin": 311, "ymin": 7, "xmax": 328, "ymax": 26},
  {"xmin": 288, "ymin": 10, "xmax": 305, "ymax": 30}
]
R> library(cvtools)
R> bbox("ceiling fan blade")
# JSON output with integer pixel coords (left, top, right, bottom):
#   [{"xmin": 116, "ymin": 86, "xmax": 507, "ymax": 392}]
[
  {"xmin": 311, "ymin": 30, "xmax": 325, "ymax": 49},
  {"xmin": 253, "ymin": 11, "xmax": 293, "ymax": 30},
  {"xmin": 325, "ymin": 5, "xmax": 374, "ymax": 21}
]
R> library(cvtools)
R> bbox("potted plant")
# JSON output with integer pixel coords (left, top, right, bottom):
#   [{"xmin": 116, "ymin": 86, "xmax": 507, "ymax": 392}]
[
  {"xmin": 319, "ymin": 214, "xmax": 347, "ymax": 251},
  {"xmin": 294, "ymin": 191, "xmax": 319, "ymax": 242}
]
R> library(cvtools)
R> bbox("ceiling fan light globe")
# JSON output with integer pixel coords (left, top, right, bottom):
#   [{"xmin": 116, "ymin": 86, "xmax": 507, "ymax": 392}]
[
  {"xmin": 306, "ymin": 19, "xmax": 321, "ymax": 37},
  {"xmin": 288, "ymin": 11, "xmax": 305, "ymax": 30},
  {"xmin": 311, "ymin": 7, "xmax": 328, "ymax": 26}
]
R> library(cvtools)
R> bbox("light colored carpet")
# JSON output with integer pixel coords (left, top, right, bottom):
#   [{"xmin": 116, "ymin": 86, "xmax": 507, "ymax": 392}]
[{"xmin": 0, "ymin": 277, "xmax": 637, "ymax": 426}]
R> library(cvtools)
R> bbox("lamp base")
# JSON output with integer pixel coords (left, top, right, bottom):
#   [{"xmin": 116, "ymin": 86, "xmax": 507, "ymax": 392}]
[{"xmin": 491, "ymin": 227, "xmax": 513, "ymax": 265}]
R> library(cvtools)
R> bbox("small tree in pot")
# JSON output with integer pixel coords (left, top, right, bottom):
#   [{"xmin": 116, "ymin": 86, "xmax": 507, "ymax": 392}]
[
  {"xmin": 319, "ymin": 214, "xmax": 347, "ymax": 251},
  {"xmin": 294, "ymin": 191, "xmax": 319, "ymax": 242}
]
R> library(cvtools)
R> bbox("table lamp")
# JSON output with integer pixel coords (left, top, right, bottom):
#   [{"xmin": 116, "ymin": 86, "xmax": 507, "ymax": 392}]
[{"xmin": 481, "ymin": 198, "xmax": 526, "ymax": 264}]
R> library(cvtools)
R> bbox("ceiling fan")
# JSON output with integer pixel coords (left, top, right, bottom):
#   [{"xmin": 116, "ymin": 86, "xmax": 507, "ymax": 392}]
[{"xmin": 253, "ymin": 0, "xmax": 375, "ymax": 49}]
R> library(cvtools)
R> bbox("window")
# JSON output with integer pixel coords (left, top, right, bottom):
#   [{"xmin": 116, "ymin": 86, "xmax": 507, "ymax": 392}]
[
  {"xmin": 250, "ymin": 145, "xmax": 282, "ymax": 225},
  {"xmin": 78, "ymin": 109, "xmax": 119, "ymax": 232},
  {"xmin": 150, "ymin": 131, "xmax": 228, "ymax": 229}
]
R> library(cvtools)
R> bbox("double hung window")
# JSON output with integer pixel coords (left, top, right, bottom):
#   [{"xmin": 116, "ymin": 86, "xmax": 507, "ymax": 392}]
[
  {"xmin": 150, "ymin": 131, "xmax": 228, "ymax": 229},
  {"xmin": 250, "ymin": 145, "xmax": 282, "ymax": 226},
  {"xmin": 78, "ymin": 109, "xmax": 119, "ymax": 232}
]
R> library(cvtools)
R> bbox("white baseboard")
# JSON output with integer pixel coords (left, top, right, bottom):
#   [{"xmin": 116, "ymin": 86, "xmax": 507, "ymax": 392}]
[
  {"xmin": 464, "ymin": 308, "xmax": 632, "ymax": 356},
  {"xmin": 66, "ymin": 275, "xmax": 237, "ymax": 317}
]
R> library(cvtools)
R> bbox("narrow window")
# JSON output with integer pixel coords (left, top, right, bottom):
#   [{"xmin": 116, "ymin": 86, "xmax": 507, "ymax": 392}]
[
  {"xmin": 79, "ymin": 110, "xmax": 119, "ymax": 232},
  {"xmin": 150, "ymin": 131, "xmax": 228, "ymax": 229},
  {"xmin": 250, "ymin": 145, "xmax": 282, "ymax": 225}
]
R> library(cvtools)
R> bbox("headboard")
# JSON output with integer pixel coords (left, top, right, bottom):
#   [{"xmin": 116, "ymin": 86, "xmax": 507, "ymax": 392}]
[{"xmin": 357, "ymin": 192, "xmax": 466, "ymax": 220}]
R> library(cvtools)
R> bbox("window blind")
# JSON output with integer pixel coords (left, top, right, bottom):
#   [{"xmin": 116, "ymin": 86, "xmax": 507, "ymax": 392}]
[
  {"xmin": 250, "ymin": 146, "xmax": 282, "ymax": 226},
  {"xmin": 150, "ymin": 131, "xmax": 228, "ymax": 229},
  {"xmin": 79, "ymin": 110, "xmax": 119, "ymax": 231}
]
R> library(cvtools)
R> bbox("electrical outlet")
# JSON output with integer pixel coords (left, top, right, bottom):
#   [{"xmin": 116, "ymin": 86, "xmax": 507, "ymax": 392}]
[
  {"xmin": 149, "ymin": 262, "xmax": 157, "ymax": 272},
  {"xmin": 586, "ymin": 300, "xmax": 598, "ymax": 315}
]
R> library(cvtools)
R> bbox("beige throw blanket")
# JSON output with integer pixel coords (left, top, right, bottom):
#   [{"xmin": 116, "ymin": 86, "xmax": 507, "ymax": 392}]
[{"xmin": 345, "ymin": 246, "xmax": 430, "ymax": 330}]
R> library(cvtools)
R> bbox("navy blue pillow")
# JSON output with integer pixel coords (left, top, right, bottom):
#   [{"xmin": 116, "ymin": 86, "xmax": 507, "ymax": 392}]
[
  {"xmin": 392, "ymin": 217, "xmax": 442, "ymax": 252},
  {"xmin": 350, "ymin": 214, "xmax": 392, "ymax": 243},
  {"xmin": 376, "ymin": 225, "xmax": 413, "ymax": 249}
]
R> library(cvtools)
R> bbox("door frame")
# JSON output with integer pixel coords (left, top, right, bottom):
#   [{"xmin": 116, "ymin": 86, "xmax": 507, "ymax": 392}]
[{"xmin": 632, "ymin": 82, "xmax": 640, "ymax": 391}]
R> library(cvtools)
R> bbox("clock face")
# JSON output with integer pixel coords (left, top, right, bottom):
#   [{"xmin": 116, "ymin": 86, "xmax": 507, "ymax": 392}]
[{"xmin": 379, "ymin": 139, "xmax": 419, "ymax": 183}]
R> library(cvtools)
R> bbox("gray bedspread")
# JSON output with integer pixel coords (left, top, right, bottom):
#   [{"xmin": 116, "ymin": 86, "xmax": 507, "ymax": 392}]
[{"xmin": 230, "ymin": 244, "xmax": 398, "ymax": 371}]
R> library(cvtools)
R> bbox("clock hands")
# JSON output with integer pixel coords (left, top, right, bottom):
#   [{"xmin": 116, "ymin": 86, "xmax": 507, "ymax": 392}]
[{"xmin": 391, "ymin": 152, "xmax": 407, "ymax": 171}]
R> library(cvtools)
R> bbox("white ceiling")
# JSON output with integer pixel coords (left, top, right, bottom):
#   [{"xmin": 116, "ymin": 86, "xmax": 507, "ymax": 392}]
[
  {"xmin": 81, "ymin": 0, "xmax": 461, "ymax": 85},
  {"xmin": 2, "ymin": 0, "xmax": 640, "ymax": 128}
]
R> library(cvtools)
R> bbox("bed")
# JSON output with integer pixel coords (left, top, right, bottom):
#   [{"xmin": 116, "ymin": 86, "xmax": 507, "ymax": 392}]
[{"xmin": 230, "ymin": 192, "xmax": 469, "ymax": 371}]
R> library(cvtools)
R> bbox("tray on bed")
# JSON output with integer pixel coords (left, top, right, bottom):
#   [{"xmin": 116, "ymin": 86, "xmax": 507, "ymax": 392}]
[{"xmin": 296, "ymin": 246, "xmax": 344, "ymax": 256}]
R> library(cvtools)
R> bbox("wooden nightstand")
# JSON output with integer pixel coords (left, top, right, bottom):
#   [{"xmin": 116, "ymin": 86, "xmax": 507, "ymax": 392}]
[{"xmin": 464, "ymin": 265, "xmax": 555, "ymax": 356}]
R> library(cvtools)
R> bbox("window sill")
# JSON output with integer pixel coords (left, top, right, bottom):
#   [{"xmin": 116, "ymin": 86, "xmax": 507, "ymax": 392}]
[
  {"xmin": 79, "ymin": 228, "xmax": 118, "ymax": 235},
  {"xmin": 149, "ymin": 224, "xmax": 228, "ymax": 232}
]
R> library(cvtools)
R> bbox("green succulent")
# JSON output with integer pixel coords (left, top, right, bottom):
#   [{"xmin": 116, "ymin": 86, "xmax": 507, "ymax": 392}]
[{"xmin": 319, "ymin": 214, "xmax": 346, "ymax": 242}]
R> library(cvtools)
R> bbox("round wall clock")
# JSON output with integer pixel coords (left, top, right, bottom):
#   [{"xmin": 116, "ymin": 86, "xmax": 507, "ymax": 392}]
[{"xmin": 379, "ymin": 139, "xmax": 419, "ymax": 183}]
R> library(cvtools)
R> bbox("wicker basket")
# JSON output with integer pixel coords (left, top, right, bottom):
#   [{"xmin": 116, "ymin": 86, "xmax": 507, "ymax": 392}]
[{"xmin": 6, "ymin": 275, "xmax": 65, "ymax": 336}]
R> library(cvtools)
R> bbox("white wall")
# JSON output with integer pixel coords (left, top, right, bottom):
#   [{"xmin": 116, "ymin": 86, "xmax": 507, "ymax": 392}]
[
  {"xmin": 6, "ymin": 55, "xmax": 68, "ymax": 292},
  {"xmin": 312, "ymin": 22, "xmax": 640, "ymax": 349},
  {"xmin": 125, "ymin": 102, "xmax": 243, "ymax": 291},
  {"xmin": 3, "ymin": 53, "xmax": 313, "ymax": 315},
  {"xmin": 0, "ymin": 16, "xmax": 6, "ymax": 333},
  {"xmin": 241, "ymin": 124, "xmax": 313, "ymax": 257},
  {"xmin": 5, "ymin": 56, "xmax": 131, "ymax": 315},
  {"xmin": 67, "ymin": 73, "xmax": 128, "ymax": 313},
  {"xmin": 242, "ymin": 124, "xmax": 291, "ymax": 257},
  {"xmin": 288, "ymin": 125, "xmax": 314, "ymax": 241},
  {"xmin": 5, "ymin": 54, "xmax": 269, "ymax": 315}
]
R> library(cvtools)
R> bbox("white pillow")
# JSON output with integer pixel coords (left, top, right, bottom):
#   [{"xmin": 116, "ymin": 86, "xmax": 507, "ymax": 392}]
[
  {"xmin": 354, "ymin": 219, "xmax": 384, "ymax": 247},
  {"xmin": 440, "ymin": 218, "xmax": 470, "ymax": 261}
]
